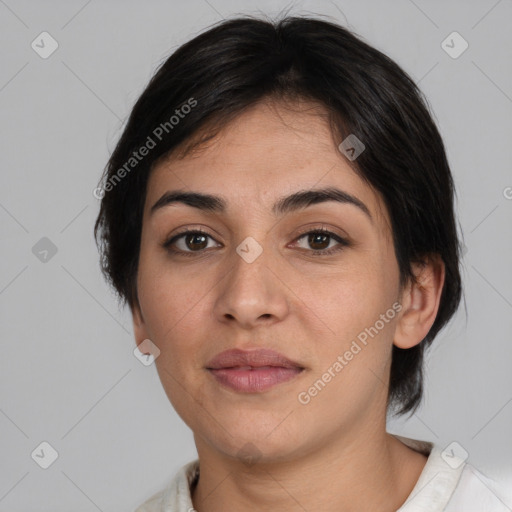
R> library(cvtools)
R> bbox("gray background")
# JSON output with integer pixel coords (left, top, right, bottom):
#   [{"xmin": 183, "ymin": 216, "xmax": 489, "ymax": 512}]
[{"xmin": 1, "ymin": 0, "xmax": 511, "ymax": 510}]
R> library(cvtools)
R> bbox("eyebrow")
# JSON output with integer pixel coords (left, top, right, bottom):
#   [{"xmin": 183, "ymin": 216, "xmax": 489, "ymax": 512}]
[{"xmin": 150, "ymin": 186, "xmax": 372, "ymax": 222}]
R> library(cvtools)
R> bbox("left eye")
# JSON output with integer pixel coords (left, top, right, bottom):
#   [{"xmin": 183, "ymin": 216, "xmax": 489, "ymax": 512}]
[{"xmin": 292, "ymin": 230, "xmax": 349, "ymax": 255}]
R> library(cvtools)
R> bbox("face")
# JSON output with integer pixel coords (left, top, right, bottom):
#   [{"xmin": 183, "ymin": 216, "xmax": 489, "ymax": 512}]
[{"xmin": 132, "ymin": 99, "xmax": 405, "ymax": 463}]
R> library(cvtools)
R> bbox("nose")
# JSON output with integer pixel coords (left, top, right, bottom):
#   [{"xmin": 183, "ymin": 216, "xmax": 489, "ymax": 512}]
[{"xmin": 212, "ymin": 242, "xmax": 290, "ymax": 330}]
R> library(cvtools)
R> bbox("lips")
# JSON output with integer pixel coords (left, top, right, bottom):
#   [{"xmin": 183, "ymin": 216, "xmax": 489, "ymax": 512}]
[
  {"xmin": 206, "ymin": 348, "xmax": 303, "ymax": 370},
  {"xmin": 206, "ymin": 348, "xmax": 305, "ymax": 393}
]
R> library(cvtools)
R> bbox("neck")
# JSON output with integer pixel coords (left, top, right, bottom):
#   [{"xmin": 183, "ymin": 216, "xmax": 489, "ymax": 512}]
[{"xmin": 191, "ymin": 424, "xmax": 427, "ymax": 512}]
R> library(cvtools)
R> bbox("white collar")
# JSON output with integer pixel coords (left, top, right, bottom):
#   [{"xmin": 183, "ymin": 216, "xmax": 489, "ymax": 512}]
[{"xmin": 142, "ymin": 434, "xmax": 468, "ymax": 512}]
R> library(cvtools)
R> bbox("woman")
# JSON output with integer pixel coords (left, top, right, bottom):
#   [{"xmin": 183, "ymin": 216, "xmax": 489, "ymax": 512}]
[{"xmin": 94, "ymin": 14, "xmax": 510, "ymax": 511}]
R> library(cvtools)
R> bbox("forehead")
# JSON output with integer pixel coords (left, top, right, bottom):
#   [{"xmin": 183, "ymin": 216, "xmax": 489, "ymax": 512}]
[{"xmin": 145, "ymin": 100, "xmax": 387, "ymax": 225}]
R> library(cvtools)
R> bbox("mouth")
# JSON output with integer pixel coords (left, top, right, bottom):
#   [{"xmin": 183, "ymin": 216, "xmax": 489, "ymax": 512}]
[{"xmin": 206, "ymin": 348, "xmax": 305, "ymax": 393}]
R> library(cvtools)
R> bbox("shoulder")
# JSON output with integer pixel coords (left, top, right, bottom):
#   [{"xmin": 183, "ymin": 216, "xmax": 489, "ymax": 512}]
[
  {"xmin": 446, "ymin": 464, "xmax": 512, "ymax": 511},
  {"xmin": 134, "ymin": 459, "xmax": 200, "ymax": 512},
  {"xmin": 134, "ymin": 488, "xmax": 166, "ymax": 512},
  {"xmin": 394, "ymin": 435, "xmax": 512, "ymax": 512}
]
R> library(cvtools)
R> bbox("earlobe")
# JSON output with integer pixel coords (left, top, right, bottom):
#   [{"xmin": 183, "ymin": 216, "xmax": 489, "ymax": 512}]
[{"xmin": 393, "ymin": 255, "xmax": 445, "ymax": 350}]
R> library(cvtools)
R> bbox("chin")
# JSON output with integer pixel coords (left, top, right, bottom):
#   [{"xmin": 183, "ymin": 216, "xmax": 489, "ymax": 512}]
[{"xmin": 202, "ymin": 419, "xmax": 305, "ymax": 463}]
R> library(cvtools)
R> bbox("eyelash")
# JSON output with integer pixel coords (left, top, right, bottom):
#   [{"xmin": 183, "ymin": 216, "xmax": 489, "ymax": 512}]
[{"xmin": 162, "ymin": 226, "xmax": 350, "ymax": 258}]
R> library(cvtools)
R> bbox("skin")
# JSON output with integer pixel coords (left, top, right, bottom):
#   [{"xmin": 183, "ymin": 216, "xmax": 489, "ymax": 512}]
[{"xmin": 131, "ymin": 98, "xmax": 445, "ymax": 511}]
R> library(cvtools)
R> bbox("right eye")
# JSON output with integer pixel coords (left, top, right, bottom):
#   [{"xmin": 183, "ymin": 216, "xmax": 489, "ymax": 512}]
[{"xmin": 162, "ymin": 229, "xmax": 221, "ymax": 256}]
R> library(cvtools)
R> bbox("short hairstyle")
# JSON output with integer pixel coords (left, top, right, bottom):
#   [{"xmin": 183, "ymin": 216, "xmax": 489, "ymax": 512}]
[{"xmin": 94, "ymin": 14, "xmax": 463, "ymax": 416}]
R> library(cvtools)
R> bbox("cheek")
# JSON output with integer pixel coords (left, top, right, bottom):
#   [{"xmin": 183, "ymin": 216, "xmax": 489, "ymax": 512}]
[
  {"xmin": 300, "ymin": 259, "xmax": 391, "ymax": 337},
  {"xmin": 136, "ymin": 249, "xmax": 199, "ymax": 348},
  {"xmin": 299, "ymin": 253, "xmax": 399, "ymax": 382},
  {"xmin": 296, "ymin": 278, "xmax": 397, "ymax": 421},
  {"xmin": 137, "ymin": 257, "xmax": 212, "ymax": 420}
]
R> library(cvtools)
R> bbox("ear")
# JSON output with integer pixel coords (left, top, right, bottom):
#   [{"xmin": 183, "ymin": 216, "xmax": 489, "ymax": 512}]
[
  {"xmin": 131, "ymin": 297, "xmax": 151, "ymax": 347},
  {"xmin": 394, "ymin": 254, "xmax": 445, "ymax": 349}
]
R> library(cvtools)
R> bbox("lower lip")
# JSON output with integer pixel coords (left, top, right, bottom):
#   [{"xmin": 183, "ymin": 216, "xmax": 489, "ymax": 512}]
[{"xmin": 208, "ymin": 366, "xmax": 303, "ymax": 392}]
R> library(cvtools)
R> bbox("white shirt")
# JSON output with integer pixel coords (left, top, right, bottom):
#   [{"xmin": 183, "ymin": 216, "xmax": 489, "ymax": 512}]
[{"xmin": 135, "ymin": 435, "xmax": 512, "ymax": 511}]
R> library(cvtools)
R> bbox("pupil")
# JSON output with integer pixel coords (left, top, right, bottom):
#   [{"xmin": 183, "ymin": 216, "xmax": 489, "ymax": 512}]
[
  {"xmin": 187, "ymin": 233, "xmax": 207, "ymax": 250},
  {"xmin": 309, "ymin": 233, "xmax": 329, "ymax": 249}
]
